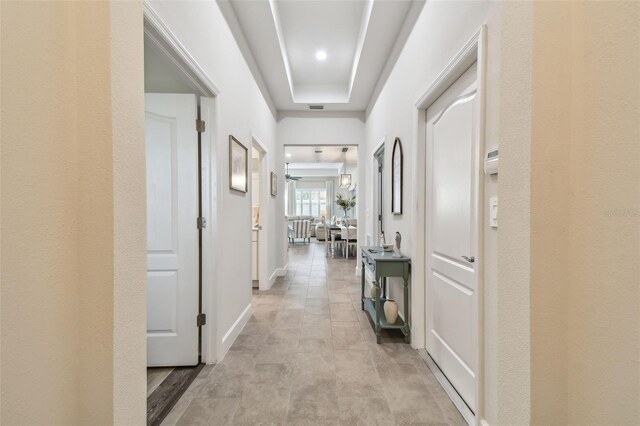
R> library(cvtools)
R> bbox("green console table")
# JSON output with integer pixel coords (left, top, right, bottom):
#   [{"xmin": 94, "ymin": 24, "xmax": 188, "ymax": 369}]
[{"xmin": 360, "ymin": 246, "xmax": 411, "ymax": 344}]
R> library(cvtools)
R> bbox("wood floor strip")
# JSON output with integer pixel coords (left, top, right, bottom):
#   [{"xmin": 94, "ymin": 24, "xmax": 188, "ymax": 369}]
[{"xmin": 147, "ymin": 363, "xmax": 205, "ymax": 426}]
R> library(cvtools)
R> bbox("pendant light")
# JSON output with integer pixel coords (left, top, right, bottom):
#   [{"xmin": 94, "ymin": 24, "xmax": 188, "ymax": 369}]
[{"xmin": 339, "ymin": 147, "xmax": 352, "ymax": 188}]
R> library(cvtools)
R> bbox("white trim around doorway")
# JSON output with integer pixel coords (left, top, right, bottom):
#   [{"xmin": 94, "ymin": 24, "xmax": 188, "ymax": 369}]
[
  {"xmin": 371, "ymin": 137, "xmax": 385, "ymax": 247},
  {"xmin": 412, "ymin": 26, "xmax": 487, "ymax": 426},
  {"xmin": 251, "ymin": 133, "xmax": 275, "ymax": 291},
  {"xmin": 143, "ymin": 2, "xmax": 221, "ymax": 366}
]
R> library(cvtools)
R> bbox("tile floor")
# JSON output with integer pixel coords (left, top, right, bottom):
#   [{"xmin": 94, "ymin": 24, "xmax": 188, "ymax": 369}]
[{"xmin": 162, "ymin": 242, "xmax": 466, "ymax": 425}]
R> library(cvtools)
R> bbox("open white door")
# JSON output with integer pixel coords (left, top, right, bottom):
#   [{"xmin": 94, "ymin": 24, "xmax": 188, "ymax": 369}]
[
  {"xmin": 145, "ymin": 93, "xmax": 199, "ymax": 366},
  {"xmin": 425, "ymin": 63, "xmax": 479, "ymax": 411}
]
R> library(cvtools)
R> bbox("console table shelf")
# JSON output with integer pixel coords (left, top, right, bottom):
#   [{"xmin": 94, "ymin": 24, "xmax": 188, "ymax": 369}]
[
  {"xmin": 360, "ymin": 246, "xmax": 411, "ymax": 344},
  {"xmin": 363, "ymin": 297, "xmax": 406, "ymax": 330}
]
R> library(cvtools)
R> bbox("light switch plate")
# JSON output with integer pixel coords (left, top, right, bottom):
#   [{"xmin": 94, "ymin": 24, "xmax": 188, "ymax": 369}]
[{"xmin": 490, "ymin": 197, "xmax": 498, "ymax": 228}]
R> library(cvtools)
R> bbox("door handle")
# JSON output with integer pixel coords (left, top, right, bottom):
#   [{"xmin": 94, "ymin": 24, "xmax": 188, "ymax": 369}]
[{"xmin": 462, "ymin": 255, "xmax": 475, "ymax": 263}]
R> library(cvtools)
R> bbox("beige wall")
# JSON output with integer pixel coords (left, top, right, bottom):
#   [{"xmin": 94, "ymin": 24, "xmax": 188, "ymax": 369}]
[
  {"xmin": 1, "ymin": 1, "xmax": 145, "ymax": 424},
  {"xmin": 530, "ymin": 3, "xmax": 572, "ymax": 422},
  {"xmin": 531, "ymin": 2, "xmax": 640, "ymax": 425},
  {"xmin": 566, "ymin": 4, "xmax": 639, "ymax": 423},
  {"xmin": 495, "ymin": 2, "xmax": 535, "ymax": 423},
  {"xmin": 111, "ymin": 1, "xmax": 147, "ymax": 424},
  {"xmin": 2, "ymin": 3, "xmax": 82, "ymax": 423}
]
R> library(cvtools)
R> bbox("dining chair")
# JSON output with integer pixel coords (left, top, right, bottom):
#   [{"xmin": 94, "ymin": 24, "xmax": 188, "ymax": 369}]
[
  {"xmin": 341, "ymin": 225, "xmax": 357, "ymax": 259},
  {"xmin": 332, "ymin": 228, "xmax": 345, "ymax": 258}
]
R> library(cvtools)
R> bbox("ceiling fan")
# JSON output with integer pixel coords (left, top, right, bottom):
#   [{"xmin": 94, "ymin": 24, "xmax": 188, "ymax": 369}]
[{"xmin": 285, "ymin": 163, "xmax": 301, "ymax": 182}]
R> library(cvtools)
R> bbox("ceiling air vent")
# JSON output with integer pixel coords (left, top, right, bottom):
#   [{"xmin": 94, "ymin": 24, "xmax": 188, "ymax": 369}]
[{"xmin": 309, "ymin": 105, "xmax": 324, "ymax": 110}]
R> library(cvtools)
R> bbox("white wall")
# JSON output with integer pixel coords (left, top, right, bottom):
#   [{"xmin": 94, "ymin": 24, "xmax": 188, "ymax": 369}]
[
  {"xmin": 146, "ymin": 0, "xmax": 285, "ymax": 359},
  {"xmin": 363, "ymin": 2, "xmax": 530, "ymax": 424},
  {"xmin": 277, "ymin": 112, "xmax": 365, "ymax": 147}
]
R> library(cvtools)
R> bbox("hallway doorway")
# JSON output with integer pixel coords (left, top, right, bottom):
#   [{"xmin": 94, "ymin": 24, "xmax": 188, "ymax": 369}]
[
  {"xmin": 372, "ymin": 141, "xmax": 385, "ymax": 246},
  {"xmin": 143, "ymin": 14, "xmax": 219, "ymax": 425},
  {"xmin": 410, "ymin": 28, "xmax": 488, "ymax": 424},
  {"xmin": 251, "ymin": 136, "xmax": 270, "ymax": 290},
  {"xmin": 283, "ymin": 145, "xmax": 359, "ymax": 259},
  {"xmin": 424, "ymin": 62, "xmax": 480, "ymax": 417},
  {"xmin": 145, "ymin": 93, "xmax": 200, "ymax": 367}
]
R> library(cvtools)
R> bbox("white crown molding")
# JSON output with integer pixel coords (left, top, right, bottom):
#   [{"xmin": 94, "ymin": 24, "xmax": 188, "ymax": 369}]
[
  {"xmin": 347, "ymin": 0, "xmax": 374, "ymax": 99},
  {"xmin": 269, "ymin": 0, "xmax": 296, "ymax": 102},
  {"xmin": 143, "ymin": 1, "xmax": 220, "ymax": 97}
]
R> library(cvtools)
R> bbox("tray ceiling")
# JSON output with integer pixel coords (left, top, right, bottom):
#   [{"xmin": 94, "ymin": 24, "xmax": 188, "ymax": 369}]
[{"xmin": 220, "ymin": 0, "xmax": 423, "ymax": 112}]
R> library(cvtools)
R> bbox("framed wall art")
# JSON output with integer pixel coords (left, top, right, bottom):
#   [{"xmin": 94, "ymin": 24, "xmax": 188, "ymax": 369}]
[
  {"xmin": 229, "ymin": 135, "xmax": 248, "ymax": 193},
  {"xmin": 391, "ymin": 137, "xmax": 403, "ymax": 214}
]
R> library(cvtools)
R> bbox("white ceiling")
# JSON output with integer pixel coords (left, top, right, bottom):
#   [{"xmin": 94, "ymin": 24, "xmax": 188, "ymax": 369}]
[{"xmin": 220, "ymin": 0, "xmax": 422, "ymax": 112}]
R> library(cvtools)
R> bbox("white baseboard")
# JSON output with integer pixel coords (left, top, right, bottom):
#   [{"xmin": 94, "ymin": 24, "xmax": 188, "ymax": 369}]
[
  {"xmin": 418, "ymin": 349, "xmax": 474, "ymax": 426},
  {"xmin": 278, "ymin": 264, "xmax": 288, "ymax": 275},
  {"xmin": 269, "ymin": 264, "xmax": 288, "ymax": 284},
  {"xmin": 261, "ymin": 265, "xmax": 288, "ymax": 291},
  {"xmin": 267, "ymin": 270, "xmax": 278, "ymax": 289},
  {"xmin": 218, "ymin": 303, "xmax": 251, "ymax": 361},
  {"xmin": 480, "ymin": 420, "xmax": 491, "ymax": 426}
]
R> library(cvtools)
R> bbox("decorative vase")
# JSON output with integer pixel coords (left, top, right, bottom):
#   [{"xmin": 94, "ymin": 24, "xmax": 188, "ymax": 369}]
[
  {"xmin": 384, "ymin": 300, "xmax": 399, "ymax": 324},
  {"xmin": 370, "ymin": 284, "xmax": 378, "ymax": 301}
]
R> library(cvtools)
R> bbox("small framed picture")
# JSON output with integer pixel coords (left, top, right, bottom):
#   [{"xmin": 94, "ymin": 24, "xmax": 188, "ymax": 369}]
[
  {"xmin": 391, "ymin": 137, "xmax": 403, "ymax": 214},
  {"xmin": 229, "ymin": 135, "xmax": 248, "ymax": 193},
  {"xmin": 270, "ymin": 172, "xmax": 277, "ymax": 196}
]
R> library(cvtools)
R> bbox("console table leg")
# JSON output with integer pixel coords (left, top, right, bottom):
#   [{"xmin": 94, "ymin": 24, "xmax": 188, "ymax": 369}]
[
  {"xmin": 373, "ymin": 279, "xmax": 381, "ymax": 344},
  {"xmin": 404, "ymin": 275, "xmax": 410, "ymax": 345}
]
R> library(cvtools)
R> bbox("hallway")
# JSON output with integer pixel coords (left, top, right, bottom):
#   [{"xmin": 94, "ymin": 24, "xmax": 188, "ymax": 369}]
[{"xmin": 162, "ymin": 242, "xmax": 465, "ymax": 425}]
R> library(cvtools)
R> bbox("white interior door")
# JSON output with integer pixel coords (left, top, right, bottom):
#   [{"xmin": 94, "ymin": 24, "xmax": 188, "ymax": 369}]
[
  {"xmin": 425, "ymin": 63, "xmax": 479, "ymax": 411},
  {"xmin": 145, "ymin": 93, "xmax": 199, "ymax": 367}
]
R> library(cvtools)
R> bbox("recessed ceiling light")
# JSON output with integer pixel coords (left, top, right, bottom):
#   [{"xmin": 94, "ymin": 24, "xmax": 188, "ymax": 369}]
[
  {"xmin": 315, "ymin": 50, "xmax": 327, "ymax": 61},
  {"xmin": 286, "ymin": 153, "xmax": 291, "ymax": 158}
]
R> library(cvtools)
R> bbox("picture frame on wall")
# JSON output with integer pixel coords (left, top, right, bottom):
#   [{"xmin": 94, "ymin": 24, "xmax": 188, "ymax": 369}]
[
  {"xmin": 391, "ymin": 137, "xmax": 403, "ymax": 214},
  {"xmin": 270, "ymin": 172, "xmax": 277, "ymax": 196},
  {"xmin": 229, "ymin": 135, "xmax": 248, "ymax": 193}
]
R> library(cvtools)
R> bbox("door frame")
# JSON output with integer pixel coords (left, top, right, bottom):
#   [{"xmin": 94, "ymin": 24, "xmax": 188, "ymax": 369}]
[
  {"xmin": 412, "ymin": 26, "xmax": 487, "ymax": 425},
  {"xmin": 251, "ymin": 133, "xmax": 271, "ymax": 291},
  {"xmin": 144, "ymin": 3, "xmax": 220, "ymax": 365},
  {"xmin": 371, "ymin": 137, "xmax": 385, "ymax": 246}
]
